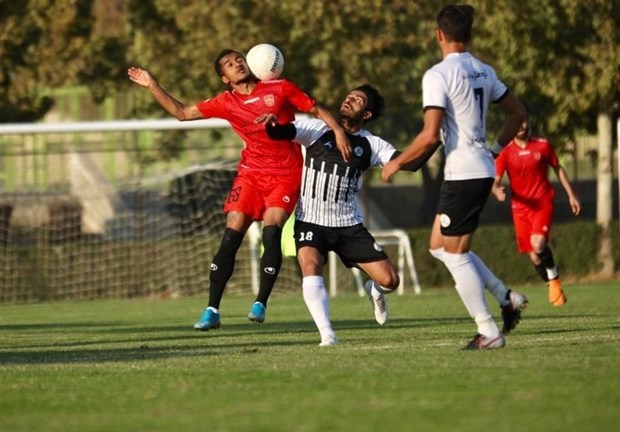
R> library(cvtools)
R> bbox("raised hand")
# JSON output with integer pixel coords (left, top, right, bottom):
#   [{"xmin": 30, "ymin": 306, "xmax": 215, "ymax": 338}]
[
  {"xmin": 333, "ymin": 130, "xmax": 351, "ymax": 162},
  {"xmin": 128, "ymin": 67, "xmax": 154, "ymax": 88}
]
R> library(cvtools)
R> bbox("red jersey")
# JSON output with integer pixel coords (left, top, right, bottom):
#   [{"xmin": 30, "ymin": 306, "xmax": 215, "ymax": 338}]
[
  {"xmin": 196, "ymin": 79, "xmax": 316, "ymax": 176},
  {"xmin": 495, "ymin": 137, "xmax": 559, "ymax": 208}
]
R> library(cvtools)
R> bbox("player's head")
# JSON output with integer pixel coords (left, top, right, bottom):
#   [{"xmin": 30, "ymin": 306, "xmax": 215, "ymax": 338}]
[
  {"xmin": 339, "ymin": 85, "xmax": 384, "ymax": 127},
  {"xmin": 214, "ymin": 49, "xmax": 254, "ymax": 85},
  {"xmin": 352, "ymin": 84, "xmax": 384, "ymax": 123},
  {"xmin": 214, "ymin": 49, "xmax": 243, "ymax": 76},
  {"xmin": 437, "ymin": 4, "xmax": 475, "ymax": 44}
]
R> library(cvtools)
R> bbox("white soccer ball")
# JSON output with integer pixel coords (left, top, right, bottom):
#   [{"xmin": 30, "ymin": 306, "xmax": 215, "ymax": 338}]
[{"xmin": 246, "ymin": 44, "xmax": 284, "ymax": 80}]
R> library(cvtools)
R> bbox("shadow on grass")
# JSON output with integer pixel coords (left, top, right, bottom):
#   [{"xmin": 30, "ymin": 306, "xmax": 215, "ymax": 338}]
[
  {"xmin": 0, "ymin": 315, "xmax": 475, "ymax": 366},
  {"xmin": 4, "ymin": 313, "xmax": 611, "ymax": 365}
]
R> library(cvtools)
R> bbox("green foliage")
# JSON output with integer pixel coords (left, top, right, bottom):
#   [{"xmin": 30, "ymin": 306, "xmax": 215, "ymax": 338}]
[
  {"xmin": 472, "ymin": 0, "xmax": 619, "ymax": 142},
  {"xmin": 0, "ymin": 0, "xmax": 129, "ymax": 121},
  {"xmin": 1, "ymin": 0, "xmax": 617, "ymax": 149}
]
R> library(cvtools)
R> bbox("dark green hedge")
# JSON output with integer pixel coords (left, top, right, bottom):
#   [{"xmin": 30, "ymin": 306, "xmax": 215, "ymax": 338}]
[
  {"xmin": 1, "ymin": 220, "xmax": 616, "ymax": 303},
  {"xmin": 407, "ymin": 221, "xmax": 619, "ymax": 288}
]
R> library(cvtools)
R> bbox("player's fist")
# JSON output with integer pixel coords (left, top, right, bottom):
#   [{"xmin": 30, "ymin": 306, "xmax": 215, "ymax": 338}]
[{"xmin": 492, "ymin": 182, "xmax": 506, "ymax": 202}]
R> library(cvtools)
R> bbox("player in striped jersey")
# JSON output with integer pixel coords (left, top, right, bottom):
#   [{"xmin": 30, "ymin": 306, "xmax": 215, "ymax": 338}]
[
  {"xmin": 129, "ymin": 49, "xmax": 350, "ymax": 331},
  {"xmin": 267, "ymin": 85, "xmax": 439, "ymax": 346}
]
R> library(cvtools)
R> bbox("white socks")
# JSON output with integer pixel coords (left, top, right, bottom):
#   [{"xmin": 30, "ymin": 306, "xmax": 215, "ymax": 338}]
[
  {"xmin": 430, "ymin": 247, "xmax": 510, "ymax": 307},
  {"xmin": 468, "ymin": 252, "xmax": 510, "ymax": 307},
  {"xmin": 369, "ymin": 281, "xmax": 389, "ymax": 299},
  {"xmin": 438, "ymin": 251, "xmax": 500, "ymax": 338},
  {"xmin": 302, "ymin": 275, "xmax": 336, "ymax": 342},
  {"xmin": 546, "ymin": 267, "xmax": 559, "ymax": 280}
]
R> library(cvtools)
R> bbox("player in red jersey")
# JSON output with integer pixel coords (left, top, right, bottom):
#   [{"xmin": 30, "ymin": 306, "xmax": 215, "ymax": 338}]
[
  {"xmin": 493, "ymin": 118, "xmax": 580, "ymax": 306},
  {"xmin": 128, "ymin": 49, "xmax": 350, "ymax": 330}
]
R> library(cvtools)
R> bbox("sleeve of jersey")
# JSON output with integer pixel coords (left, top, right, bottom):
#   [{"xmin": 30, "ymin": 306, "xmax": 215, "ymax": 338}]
[
  {"xmin": 422, "ymin": 70, "xmax": 446, "ymax": 111},
  {"xmin": 281, "ymin": 80, "xmax": 316, "ymax": 112},
  {"xmin": 293, "ymin": 118, "xmax": 329, "ymax": 148},
  {"xmin": 489, "ymin": 68, "xmax": 509, "ymax": 103},
  {"xmin": 546, "ymin": 141, "xmax": 560, "ymax": 169},
  {"xmin": 195, "ymin": 94, "xmax": 226, "ymax": 119},
  {"xmin": 495, "ymin": 151, "xmax": 506, "ymax": 176},
  {"xmin": 369, "ymin": 136, "xmax": 397, "ymax": 167}
]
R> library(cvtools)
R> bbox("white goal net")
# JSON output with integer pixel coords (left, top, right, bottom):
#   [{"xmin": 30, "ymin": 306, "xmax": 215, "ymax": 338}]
[{"xmin": 0, "ymin": 119, "xmax": 420, "ymax": 303}]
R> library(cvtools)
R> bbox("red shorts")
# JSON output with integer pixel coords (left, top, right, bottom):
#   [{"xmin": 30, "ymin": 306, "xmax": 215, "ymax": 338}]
[
  {"xmin": 511, "ymin": 201, "xmax": 554, "ymax": 253},
  {"xmin": 223, "ymin": 171, "xmax": 300, "ymax": 221}
]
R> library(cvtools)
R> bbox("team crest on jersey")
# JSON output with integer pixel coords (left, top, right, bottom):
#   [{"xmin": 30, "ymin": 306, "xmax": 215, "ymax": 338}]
[
  {"xmin": 354, "ymin": 146, "xmax": 364, "ymax": 157},
  {"xmin": 373, "ymin": 242, "xmax": 383, "ymax": 252},
  {"xmin": 282, "ymin": 195, "xmax": 291, "ymax": 203},
  {"xmin": 263, "ymin": 95, "xmax": 275, "ymax": 107},
  {"xmin": 439, "ymin": 213, "xmax": 451, "ymax": 228},
  {"xmin": 534, "ymin": 152, "xmax": 541, "ymax": 160}
]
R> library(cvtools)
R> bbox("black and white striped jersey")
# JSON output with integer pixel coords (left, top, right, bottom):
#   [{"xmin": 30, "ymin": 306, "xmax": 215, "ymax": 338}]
[{"xmin": 291, "ymin": 118, "xmax": 396, "ymax": 227}]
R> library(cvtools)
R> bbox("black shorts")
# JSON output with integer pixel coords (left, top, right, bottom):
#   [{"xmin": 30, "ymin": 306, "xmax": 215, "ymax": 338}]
[
  {"xmin": 437, "ymin": 178, "xmax": 493, "ymax": 236},
  {"xmin": 294, "ymin": 220, "xmax": 388, "ymax": 268}
]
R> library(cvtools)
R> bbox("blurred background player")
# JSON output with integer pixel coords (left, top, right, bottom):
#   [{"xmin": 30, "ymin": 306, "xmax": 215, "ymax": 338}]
[
  {"xmin": 382, "ymin": 4, "xmax": 527, "ymax": 349},
  {"xmin": 128, "ymin": 49, "xmax": 351, "ymax": 330},
  {"xmin": 267, "ymin": 84, "xmax": 438, "ymax": 346},
  {"xmin": 493, "ymin": 118, "xmax": 581, "ymax": 306}
]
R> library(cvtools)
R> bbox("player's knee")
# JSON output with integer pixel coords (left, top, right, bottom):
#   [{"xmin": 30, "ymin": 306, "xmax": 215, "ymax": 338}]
[
  {"xmin": 530, "ymin": 236, "xmax": 546, "ymax": 253},
  {"xmin": 375, "ymin": 272, "xmax": 399, "ymax": 292},
  {"xmin": 299, "ymin": 262, "xmax": 322, "ymax": 277},
  {"xmin": 216, "ymin": 228, "xmax": 244, "ymax": 258},
  {"xmin": 297, "ymin": 251, "xmax": 324, "ymax": 277},
  {"xmin": 262, "ymin": 225, "xmax": 282, "ymax": 249}
]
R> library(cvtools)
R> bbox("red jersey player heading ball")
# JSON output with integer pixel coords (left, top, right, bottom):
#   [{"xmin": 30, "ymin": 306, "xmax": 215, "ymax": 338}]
[{"xmin": 128, "ymin": 49, "xmax": 351, "ymax": 330}]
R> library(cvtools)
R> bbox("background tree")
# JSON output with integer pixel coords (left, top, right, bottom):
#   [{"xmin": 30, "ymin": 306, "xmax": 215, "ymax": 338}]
[
  {"xmin": 0, "ymin": 0, "xmax": 617, "ymax": 273},
  {"xmin": 471, "ymin": 0, "xmax": 619, "ymax": 276},
  {"xmin": 0, "ymin": 0, "xmax": 128, "ymax": 122}
]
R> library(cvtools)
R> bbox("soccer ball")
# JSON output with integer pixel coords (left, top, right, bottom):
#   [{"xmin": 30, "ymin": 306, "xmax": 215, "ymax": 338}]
[{"xmin": 246, "ymin": 44, "xmax": 284, "ymax": 80}]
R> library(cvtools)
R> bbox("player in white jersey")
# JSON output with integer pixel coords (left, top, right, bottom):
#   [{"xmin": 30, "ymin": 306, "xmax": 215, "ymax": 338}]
[
  {"xmin": 267, "ymin": 85, "xmax": 438, "ymax": 346},
  {"xmin": 382, "ymin": 4, "xmax": 527, "ymax": 350}
]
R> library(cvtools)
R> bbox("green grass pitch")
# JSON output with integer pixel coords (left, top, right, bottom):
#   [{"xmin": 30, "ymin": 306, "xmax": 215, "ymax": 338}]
[{"xmin": 1, "ymin": 281, "xmax": 619, "ymax": 432}]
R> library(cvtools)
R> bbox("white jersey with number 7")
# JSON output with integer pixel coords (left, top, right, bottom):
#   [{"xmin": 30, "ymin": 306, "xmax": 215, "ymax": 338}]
[{"xmin": 422, "ymin": 51, "xmax": 509, "ymax": 181}]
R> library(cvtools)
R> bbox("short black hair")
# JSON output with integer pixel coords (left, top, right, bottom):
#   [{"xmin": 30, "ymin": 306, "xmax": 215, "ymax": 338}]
[
  {"xmin": 214, "ymin": 49, "xmax": 244, "ymax": 76},
  {"xmin": 353, "ymin": 84, "xmax": 384, "ymax": 123},
  {"xmin": 437, "ymin": 4, "xmax": 475, "ymax": 44}
]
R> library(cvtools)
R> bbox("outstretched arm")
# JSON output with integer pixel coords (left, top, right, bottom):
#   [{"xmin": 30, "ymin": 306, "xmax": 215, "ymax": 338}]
[
  {"xmin": 127, "ymin": 67, "xmax": 203, "ymax": 121},
  {"xmin": 391, "ymin": 141, "xmax": 442, "ymax": 172},
  {"xmin": 382, "ymin": 108, "xmax": 443, "ymax": 182},
  {"xmin": 555, "ymin": 165, "xmax": 581, "ymax": 215}
]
